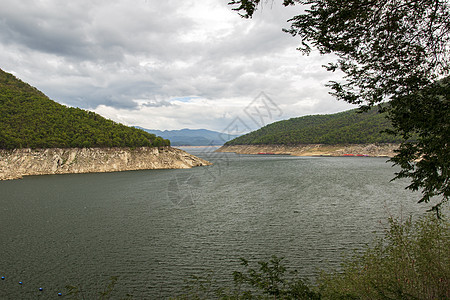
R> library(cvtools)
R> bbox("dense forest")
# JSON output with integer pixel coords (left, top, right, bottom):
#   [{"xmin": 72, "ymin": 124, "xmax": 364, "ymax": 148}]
[
  {"xmin": 226, "ymin": 108, "xmax": 402, "ymax": 146},
  {"xmin": 0, "ymin": 68, "xmax": 170, "ymax": 149}
]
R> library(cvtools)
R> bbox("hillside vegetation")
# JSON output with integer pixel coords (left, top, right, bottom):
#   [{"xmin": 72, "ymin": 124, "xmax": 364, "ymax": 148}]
[
  {"xmin": 0, "ymin": 69, "xmax": 170, "ymax": 149},
  {"xmin": 226, "ymin": 108, "xmax": 402, "ymax": 145}
]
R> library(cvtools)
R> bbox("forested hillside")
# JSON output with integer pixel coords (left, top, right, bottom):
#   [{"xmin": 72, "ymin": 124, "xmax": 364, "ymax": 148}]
[
  {"xmin": 226, "ymin": 108, "xmax": 402, "ymax": 145},
  {"xmin": 0, "ymin": 68, "xmax": 170, "ymax": 149}
]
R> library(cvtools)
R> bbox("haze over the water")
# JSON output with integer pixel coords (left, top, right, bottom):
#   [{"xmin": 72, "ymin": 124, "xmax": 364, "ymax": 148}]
[{"xmin": 0, "ymin": 0, "xmax": 355, "ymax": 132}]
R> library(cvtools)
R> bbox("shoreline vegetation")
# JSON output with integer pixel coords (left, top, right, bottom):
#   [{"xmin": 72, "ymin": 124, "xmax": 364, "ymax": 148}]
[
  {"xmin": 216, "ymin": 143, "xmax": 399, "ymax": 157},
  {"xmin": 169, "ymin": 214, "xmax": 449, "ymax": 300},
  {"xmin": 0, "ymin": 146, "xmax": 211, "ymax": 180}
]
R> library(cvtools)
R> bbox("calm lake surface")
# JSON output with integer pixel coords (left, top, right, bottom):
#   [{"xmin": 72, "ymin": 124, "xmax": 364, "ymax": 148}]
[{"xmin": 0, "ymin": 147, "xmax": 430, "ymax": 298}]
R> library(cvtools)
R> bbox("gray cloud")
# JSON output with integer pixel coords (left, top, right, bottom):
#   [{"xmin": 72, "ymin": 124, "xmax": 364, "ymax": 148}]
[{"xmin": 0, "ymin": 0, "xmax": 355, "ymax": 130}]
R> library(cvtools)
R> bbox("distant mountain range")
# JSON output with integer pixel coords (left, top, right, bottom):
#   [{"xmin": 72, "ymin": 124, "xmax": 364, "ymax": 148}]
[{"xmin": 136, "ymin": 128, "xmax": 240, "ymax": 146}]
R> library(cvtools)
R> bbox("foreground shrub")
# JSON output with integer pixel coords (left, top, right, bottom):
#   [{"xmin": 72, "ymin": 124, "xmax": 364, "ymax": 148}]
[
  {"xmin": 318, "ymin": 214, "xmax": 449, "ymax": 300},
  {"xmin": 173, "ymin": 256, "xmax": 319, "ymax": 300}
]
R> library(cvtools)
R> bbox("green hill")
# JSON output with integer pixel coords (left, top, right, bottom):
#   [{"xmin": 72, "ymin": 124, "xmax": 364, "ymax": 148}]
[
  {"xmin": 226, "ymin": 108, "xmax": 401, "ymax": 146},
  {"xmin": 0, "ymin": 68, "xmax": 170, "ymax": 149}
]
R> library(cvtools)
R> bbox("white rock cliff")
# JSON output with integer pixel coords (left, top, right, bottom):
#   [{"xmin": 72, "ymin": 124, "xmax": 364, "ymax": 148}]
[
  {"xmin": 0, "ymin": 147, "xmax": 211, "ymax": 180},
  {"xmin": 216, "ymin": 143, "xmax": 399, "ymax": 157}
]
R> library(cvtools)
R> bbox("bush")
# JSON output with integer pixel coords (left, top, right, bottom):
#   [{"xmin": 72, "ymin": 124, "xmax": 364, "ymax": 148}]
[
  {"xmin": 173, "ymin": 256, "xmax": 319, "ymax": 299},
  {"xmin": 318, "ymin": 214, "xmax": 449, "ymax": 300}
]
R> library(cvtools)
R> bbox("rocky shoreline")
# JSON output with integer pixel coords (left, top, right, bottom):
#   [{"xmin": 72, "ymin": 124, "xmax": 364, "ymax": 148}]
[
  {"xmin": 216, "ymin": 144, "xmax": 399, "ymax": 157},
  {"xmin": 0, "ymin": 147, "xmax": 211, "ymax": 180}
]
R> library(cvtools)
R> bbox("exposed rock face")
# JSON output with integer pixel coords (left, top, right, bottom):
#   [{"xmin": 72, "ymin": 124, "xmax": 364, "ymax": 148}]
[
  {"xmin": 216, "ymin": 144, "xmax": 399, "ymax": 157},
  {"xmin": 0, "ymin": 147, "xmax": 211, "ymax": 180}
]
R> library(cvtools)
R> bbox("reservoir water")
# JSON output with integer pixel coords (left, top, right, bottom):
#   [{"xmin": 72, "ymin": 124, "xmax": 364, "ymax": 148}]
[{"xmin": 0, "ymin": 147, "xmax": 430, "ymax": 298}]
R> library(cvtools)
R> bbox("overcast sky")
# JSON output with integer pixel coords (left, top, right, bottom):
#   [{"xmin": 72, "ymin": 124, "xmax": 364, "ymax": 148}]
[{"xmin": 0, "ymin": 0, "xmax": 356, "ymax": 132}]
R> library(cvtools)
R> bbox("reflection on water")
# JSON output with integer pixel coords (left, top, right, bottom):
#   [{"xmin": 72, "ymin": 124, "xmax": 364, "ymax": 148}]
[{"xmin": 0, "ymin": 148, "xmax": 429, "ymax": 298}]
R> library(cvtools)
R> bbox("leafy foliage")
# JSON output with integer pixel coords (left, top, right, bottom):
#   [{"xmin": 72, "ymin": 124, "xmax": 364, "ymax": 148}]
[
  {"xmin": 389, "ymin": 77, "xmax": 450, "ymax": 207},
  {"xmin": 230, "ymin": 256, "xmax": 320, "ymax": 299},
  {"xmin": 318, "ymin": 214, "xmax": 450, "ymax": 299},
  {"xmin": 286, "ymin": 0, "xmax": 449, "ymax": 107},
  {"xmin": 0, "ymin": 68, "xmax": 170, "ymax": 149},
  {"xmin": 226, "ymin": 107, "xmax": 401, "ymax": 145},
  {"xmin": 174, "ymin": 256, "xmax": 319, "ymax": 299}
]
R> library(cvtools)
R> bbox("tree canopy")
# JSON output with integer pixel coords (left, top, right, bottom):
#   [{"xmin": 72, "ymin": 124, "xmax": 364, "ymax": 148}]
[
  {"xmin": 229, "ymin": 0, "xmax": 450, "ymax": 210},
  {"xmin": 0, "ymin": 68, "xmax": 170, "ymax": 149},
  {"xmin": 225, "ymin": 107, "xmax": 402, "ymax": 145},
  {"xmin": 389, "ymin": 77, "xmax": 449, "ymax": 206}
]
